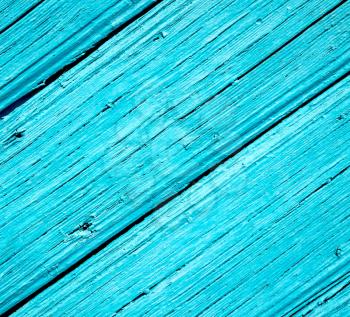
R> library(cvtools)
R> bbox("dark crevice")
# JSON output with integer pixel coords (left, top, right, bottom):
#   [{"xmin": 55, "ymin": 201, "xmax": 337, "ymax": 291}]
[
  {"xmin": 0, "ymin": 0, "xmax": 163, "ymax": 119},
  {"xmin": 113, "ymin": 263, "xmax": 187, "ymax": 315},
  {"xmin": 0, "ymin": 0, "xmax": 46, "ymax": 36},
  {"xmin": 2, "ymin": 129, "xmax": 26, "ymax": 147},
  {"xmin": 13, "ymin": 130, "xmax": 25, "ymax": 139},
  {"xmin": 178, "ymin": 82, "xmax": 233, "ymax": 120},
  {"xmin": 299, "ymin": 165, "xmax": 350, "ymax": 205},
  {"xmin": 323, "ymin": 281, "xmax": 350, "ymax": 302},
  {"xmin": 68, "ymin": 222, "xmax": 93, "ymax": 236},
  {"xmin": 113, "ymin": 292, "xmax": 148, "ymax": 315},
  {"xmin": 1, "ymin": 1, "xmax": 349, "ymax": 315}
]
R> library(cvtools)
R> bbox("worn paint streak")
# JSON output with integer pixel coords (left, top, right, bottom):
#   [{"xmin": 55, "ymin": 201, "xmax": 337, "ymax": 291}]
[{"xmin": 0, "ymin": 0, "xmax": 349, "ymax": 315}]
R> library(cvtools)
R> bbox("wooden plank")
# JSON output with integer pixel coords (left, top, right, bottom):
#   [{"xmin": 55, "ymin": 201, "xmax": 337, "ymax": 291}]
[
  {"xmin": 0, "ymin": 0, "xmax": 159, "ymax": 113},
  {"xmin": 0, "ymin": 0, "xmax": 349, "ymax": 313},
  {"xmin": 0, "ymin": 0, "xmax": 42, "ymax": 34},
  {"xmin": 11, "ymin": 73, "xmax": 350, "ymax": 316},
  {"xmin": 288, "ymin": 275, "xmax": 350, "ymax": 316}
]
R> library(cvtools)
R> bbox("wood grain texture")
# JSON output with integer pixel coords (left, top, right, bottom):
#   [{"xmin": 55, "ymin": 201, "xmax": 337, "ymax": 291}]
[
  {"xmin": 0, "ymin": 0, "xmax": 349, "ymax": 313},
  {"xmin": 0, "ymin": 0, "xmax": 159, "ymax": 114},
  {"xmin": 12, "ymin": 73, "xmax": 350, "ymax": 317},
  {"xmin": 0, "ymin": 0, "xmax": 42, "ymax": 34}
]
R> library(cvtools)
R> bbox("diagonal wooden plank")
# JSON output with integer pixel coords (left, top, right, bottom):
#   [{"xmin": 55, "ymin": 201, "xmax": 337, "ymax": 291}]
[
  {"xmin": 0, "ymin": 0, "xmax": 349, "ymax": 313},
  {"xmin": 0, "ymin": 0, "xmax": 43, "ymax": 35},
  {"xmin": 11, "ymin": 71, "xmax": 350, "ymax": 317},
  {"xmin": 287, "ymin": 275, "xmax": 350, "ymax": 316},
  {"xmin": 0, "ymin": 0, "xmax": 161, "ymax": 115},
  {"xmin": 298, "ymin": 283, "xmax": 350, "ymax": 317}
]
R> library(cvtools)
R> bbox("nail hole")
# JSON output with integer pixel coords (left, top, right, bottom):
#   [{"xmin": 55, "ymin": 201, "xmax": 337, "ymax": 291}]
[{"xmin": 14, "ymin": 130, "xmax": 25, "ymax": 138}]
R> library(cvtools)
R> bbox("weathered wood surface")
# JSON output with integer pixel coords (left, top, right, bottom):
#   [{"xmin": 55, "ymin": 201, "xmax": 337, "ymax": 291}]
[
  {"xmin": 12, "ymin": 74, "xmax": 350, "ymax": 316},
  {"xmin": 0, "ymin": 0, "xmax": 159, "ymax": 115},
  {"xmin": 0, "ymin": 0, "xmax": 42, "ymax": 34},
  {"xmin": 0, "ymin": 0, "xmax": 349, "ymax": 313}
]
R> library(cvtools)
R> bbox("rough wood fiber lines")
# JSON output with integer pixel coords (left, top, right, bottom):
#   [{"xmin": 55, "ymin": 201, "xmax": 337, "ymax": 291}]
[
  {"xmin": 1, "ymin": 1, "xmax": 349, "ymax": 314},
  {"xmin": 0, "ymin": 0, "xmax": 296, "ymax": 225},
  {"xmin": 0, "ymin": 0, "xmax": 163, "ymax": 115},
  {"xmin": 286, "ymin": 271, "xmax": 350, "ymax": 316},
  {"xmin": 0, "ymin": 0, "xmax": 44, "ymax": 35},
  {"xmin": 2, "ymin": 1, "xmax": 348, "ymax": 210},
  {"xmin": 12, "ymin": 76, "xmax": 350, "ymax": 317}
]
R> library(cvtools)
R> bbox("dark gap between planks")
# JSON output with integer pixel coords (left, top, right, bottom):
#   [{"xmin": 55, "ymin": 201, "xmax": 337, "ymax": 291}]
[{"xmin": 0, "ymin": 0, "xmax": 46, "ymax": 36}]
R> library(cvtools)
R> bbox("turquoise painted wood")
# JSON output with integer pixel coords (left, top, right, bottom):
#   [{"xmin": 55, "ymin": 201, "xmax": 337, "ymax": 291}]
[
  {"xmin": 0, "ymin": 0, "xmax": 158, "ymax": 114},
  {"xmin": 0, "ymin": 0, "xmax": 42, "ymax": 34},
  {"xmin": 1, "ymin": 0, "xmax": 349, "ymax": 313},
  {"xmin": 12, "ymin": 75, "xmax": 350, "ymax": 316},
  {"xmin": 0, "ymin": 0, "xmax": 349, "ymax": 315}
]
